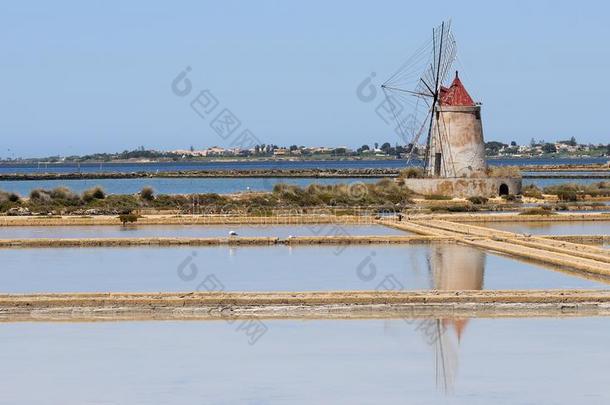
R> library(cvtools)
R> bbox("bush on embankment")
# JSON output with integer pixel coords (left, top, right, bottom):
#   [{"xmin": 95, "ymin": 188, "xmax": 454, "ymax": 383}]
[
  {"xmin": 543, "ymin": 182, "xmax": 610, "ymax": 201},
  {"xmin": 5, "ymin": 186, "xmax": 139, "ymax": 215},
  {"xmin": 0, "ymin": 180, "xmax": 414, "ymax": 215},
  {"xmin": 522, "ymin": 184, "xmax": 544, "ymax": 199},
  {"xmin": 272, "ymin": 179, "xmax": 412, "ymax": 207},
  {"xmin": 519, "ymin": 206, "xmax": 556, "ymax": 216}
]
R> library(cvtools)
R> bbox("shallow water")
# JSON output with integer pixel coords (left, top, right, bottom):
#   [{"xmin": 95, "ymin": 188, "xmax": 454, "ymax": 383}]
[
  {"xmin": 522, "ymin": 177, "xmax": 603, "ymax": 188},
  {"xmin": 0, "ymin": 224, "xmax": 407, "ymax": 239},
  {"xmin": 523, "ymin": 171, "xmax": 610, "ymax": 176},
  {"xmin": 0, "ymin": 317, "xmax": 609, "ymax": 404},
  {"xmin": 1, "ymin": 157, "xmax": 606, "ymax": 174},
  {"xmin": 0, "ymin": 244, "xmax": 605, "ymax": 293},
  {"xmin": 0, "ymin": 177, "xmax": 382, "ymax": 196},
  {"xmin": 478, "ymin": 221, "xmax": 610, "ymax": 235},
  {"xmin": 0, "ymin": 176, "xmax": 600, "ymax": 196}
]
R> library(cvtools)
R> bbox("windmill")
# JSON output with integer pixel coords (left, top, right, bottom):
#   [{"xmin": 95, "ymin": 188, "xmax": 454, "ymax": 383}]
[{"xmin": 382, "ymin": 21, "xmax": 488, "ymax": 179}]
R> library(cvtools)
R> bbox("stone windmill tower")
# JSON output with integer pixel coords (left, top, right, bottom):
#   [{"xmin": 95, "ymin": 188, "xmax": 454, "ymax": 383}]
[
  {"xmin": 426, "ymin": 71, "xmax": 487, "ymax": 178},
  {"xmin": 382, "ymin": 21, "xmax": 521, "ymax": 197}
]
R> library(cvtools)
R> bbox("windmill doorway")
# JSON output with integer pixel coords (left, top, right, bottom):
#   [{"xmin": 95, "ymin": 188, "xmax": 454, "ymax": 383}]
[{"xmin": 499, "ymin": 183, "xmax": 509, "ymax": 196}]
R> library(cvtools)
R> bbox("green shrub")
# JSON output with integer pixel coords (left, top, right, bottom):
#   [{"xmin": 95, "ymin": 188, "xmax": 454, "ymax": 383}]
[
  {"xmin": 555, "ymin": 203, "xmax": 569, "ymax": 211},
  {"xmin": 118, "ymin": 212, "xmax": 139, "ymax": 225},
  {"xmin": 0, "ymin": 191, "xmax": 21, "ymax": 203},
  {"xmin": 501, "ymin": 194, "xmax": 520, "ymax": 202},
  {"xmin": 29, "ymin": 189, "xmax": 51, "ymax": 201},
  {"xmin": 467, "ymin": 196, "xmax": 488, "ymax": 205},
  {"xmin": 399, "ymin": 167, "xmax": 425, "ymax": 179},
  {"xmin": 424, "ymin": 194, "xmax": 452, "ymax": 200},
  {"xmin": 140, "ymin": 186, "xmax": 155, "ymax": 201},
  {"xmin": 487, "ymin": 166, "xmax": 522, "ymax": 178},
  {"xmin": 87, "ymin": 195, "xmax": 139, "ymax": 213},
  {"xmin": 0, "ymin": 191, "xmax": 21, "ymax": 212},
  {"xmin": 83, "ymin": 186, "xmax": 106, "ymax": 202},
  {"xmin": 49, "ymin": 187, "xmax": 80, "ymax": 205},
  {"xmin": 271, "ymin": 181, "xmax": 411, "ymax": 207},
  {"xmin": 556, "ymin": 190, "xmax": 578, "ymax": 202},
  {"xmin": 522, "ymin": 184, "xmax": 543, "ymax": 199},
  {"xmin": 519, "ymin": 207, "xmax": 555, "ymax": 216},
  {"xmin": 429, "ymin": 204, "xmax": 478, "ymax": 213},
  {"xmin": 446, "ymin": 204, "xmax": 479, "ymax": 212},
  {"xmin": 543, "ymin": 183, "xmax": 581, "ymax": 201},
  {"xmin": 50, "ymin": 187, "xmax": 76, "ymax": 200}
]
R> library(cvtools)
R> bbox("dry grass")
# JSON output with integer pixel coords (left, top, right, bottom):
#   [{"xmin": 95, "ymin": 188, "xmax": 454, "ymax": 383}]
[
  {"xmin": 519, "ymin": 207, "xmax": 556, "ymax": 216},
  {"xmin": 522, "ymin": 184, "xmax": 544, "ymax": 199},
  {"xmin": 398, "ymin": 167, "xmax": 425, "ymax": 179},
  {"xmin": 487, "ymin": 166, "xmax": 522, "ymax": 178}
]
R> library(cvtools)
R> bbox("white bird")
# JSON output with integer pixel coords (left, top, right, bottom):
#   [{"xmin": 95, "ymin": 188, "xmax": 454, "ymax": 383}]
[{"xmin": 229, "ymin": 230, "xmax": 238, "ymax": 236}]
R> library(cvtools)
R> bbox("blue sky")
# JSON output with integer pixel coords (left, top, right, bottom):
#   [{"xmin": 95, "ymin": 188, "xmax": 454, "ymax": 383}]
[{"xmin": 0, "ymin": 0, "xmax": 608, "ymax": 158}]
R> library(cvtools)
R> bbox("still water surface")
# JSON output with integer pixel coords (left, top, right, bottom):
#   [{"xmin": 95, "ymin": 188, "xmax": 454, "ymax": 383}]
[
  {"xmin": 2, "ymin": 157, "xmax": 606, "ymax": 174},
  {"xmin": 0, "ymin": 244, "xmax": 605, "ymax": 293},
  {"xmin": 0, "ymin": 317, "xmax": 608, "ymax": 404},
  {"xmin": 0, "ymin": 176, "xmax": 602, "ymax": 195},
  {"xmin": 478, "ymin": 221, "xmax": 610, "ymax": 235},
  {"xmin": 0, "ymin": 177, "xmax": 382, "ymax": 196},
  {"xmin": 0, "ymin": 224, "xmax": 407, "ymax": 239}
]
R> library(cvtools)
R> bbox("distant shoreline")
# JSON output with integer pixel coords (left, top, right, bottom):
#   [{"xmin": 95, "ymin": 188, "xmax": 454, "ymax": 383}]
[
  {"xmin": 1, "ymin": 154, "xmax": 608, "ymax": 166},
  {"xmin": 0, "ymin": 163, "xmax": 606, "ymax": 182}
]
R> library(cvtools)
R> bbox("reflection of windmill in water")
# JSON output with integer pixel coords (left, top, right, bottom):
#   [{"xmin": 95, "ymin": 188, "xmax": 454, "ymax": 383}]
[
  {"xmin": 382, "ymin": 244, "xmax": 485, "ymax": 393},
  {"xmin": 428, "ymin": 244, "xmax": 486, "ymax": 393},
  {"xmin": 382, "ymin": 20, "xmax": 521, "ymax": 197}
]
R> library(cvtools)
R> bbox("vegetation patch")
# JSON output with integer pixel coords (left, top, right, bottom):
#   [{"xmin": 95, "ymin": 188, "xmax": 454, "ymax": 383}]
[
  {"xmin": 522, "ymin": 184, "xmax": 543, "ymax": 199},
  {"xmin": 467, "ymin": 196, "xmax": 488, "ymax": 205},
  {"xmin": 487, "ymin": 166, "xmax": 522, "ymax": 178},
  {"xmin": 543, "ymin": 182, "xmax": 610, "ymax": 200},
  {"xmin": 398, "ymin": 167, "xmax": 425, "ymax": 179},
  {"xmin": 0, "ymin": 180, "xmax": 415, "ymax": 216},
  {"xmin": 118, "ymin": 212, "xmax": 140, "ymax": 225},
  {"xmin": 519, "ymin": 207, "xmax": 556, "ymax": 216},
  {"xmin": 424, "ymin": 194, "xmax": 452, "ymax": 200}
]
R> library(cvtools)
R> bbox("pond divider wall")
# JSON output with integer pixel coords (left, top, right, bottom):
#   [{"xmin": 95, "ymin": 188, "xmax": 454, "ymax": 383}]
[
  {"xmin": 3, "ymin": 290, "xmax": 610, "ymax": 321},
  {"xmin": 0, "ymin": 235, "xmax": 450, "ymax": 248}
]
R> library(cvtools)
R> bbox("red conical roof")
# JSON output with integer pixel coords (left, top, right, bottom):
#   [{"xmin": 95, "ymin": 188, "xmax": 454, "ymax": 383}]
[{"xmin": 439, "ymin": 71, "xmax": 475, "ymax": 106}]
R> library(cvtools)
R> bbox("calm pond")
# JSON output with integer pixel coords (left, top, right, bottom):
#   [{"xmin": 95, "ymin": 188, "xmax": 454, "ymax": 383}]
[
  {"xmin": 478, "ymin": 221, "xmax": 610, "ymax": 235},
  {"xmin": 0, "ymin": 177, "xmax": 382, "ymax": 196},
  {"xmin": 1, "ymin": 157, "xmax": 606, "ymax": 174},
  {"xmin": 0, "ymin": 224, "xmax": 408, "ymax": 239},
  {"xmin": 0, "ymin": 176, "xmax": 602, "ymax": 195},
  {"xmin": 0, "ymin": 317, "xmax": 609, "ymax": 403},
  {"xmin": 0, "ymin": 244, "xmax": 606, "ymax": 293}
]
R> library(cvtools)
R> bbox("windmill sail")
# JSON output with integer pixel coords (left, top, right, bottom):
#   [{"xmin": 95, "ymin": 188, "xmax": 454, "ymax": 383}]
[{"xmin": 382, "ymin": 21, "xmax": 457, "ymax": 169}]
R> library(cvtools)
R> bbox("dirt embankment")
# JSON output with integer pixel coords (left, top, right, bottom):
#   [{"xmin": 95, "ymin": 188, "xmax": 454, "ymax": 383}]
[
  {"xmin": 1, "ymin": 212, "xmax": 609, "ymax": 227},
  {"xmin": 0, "ymin": 163, "xmax": 607, "ymax": 181},
  {"xmin": 0, "ymin": 168, "xmax": 395, "ymax": 181},
  {"xmin": 2, "ymin": 290, "xmax": 610, "ymax": 322},
  {"xmin": 519, "ymin": 163, "xmax": 609, "ymax": 172},
  {"xmin": 0, "ymin": 235, "xmax": 448, "ymax": 248},
  {"xmin": 0, "ymin": 214, "xmax": 376, "ymax": 226}
]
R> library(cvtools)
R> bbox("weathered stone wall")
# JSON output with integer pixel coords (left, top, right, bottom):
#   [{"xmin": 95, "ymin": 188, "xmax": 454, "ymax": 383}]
[
  {"xmin": 403, "ymin": 177, "xmax": 522, "ymax": 198},
  {"xmin": 427, "ymin": 105, "xmax": 487, "ymax": 178}
]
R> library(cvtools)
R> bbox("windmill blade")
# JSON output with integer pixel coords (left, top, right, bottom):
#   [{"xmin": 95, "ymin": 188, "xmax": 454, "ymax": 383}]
[
  {"xmin": 423, "ymin": 20, "xmax": 457, "ymax": 93},
  {"xmin": 381, "ymin": 86, "xmax": 431, "ymax": 160},
  {"xmin": 381, "ymin": 20, "xmax": 456, "ymax": 168},
  {"xmin": 383, "ymin": 35, "xmax": 434, "ymax": 95}
]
